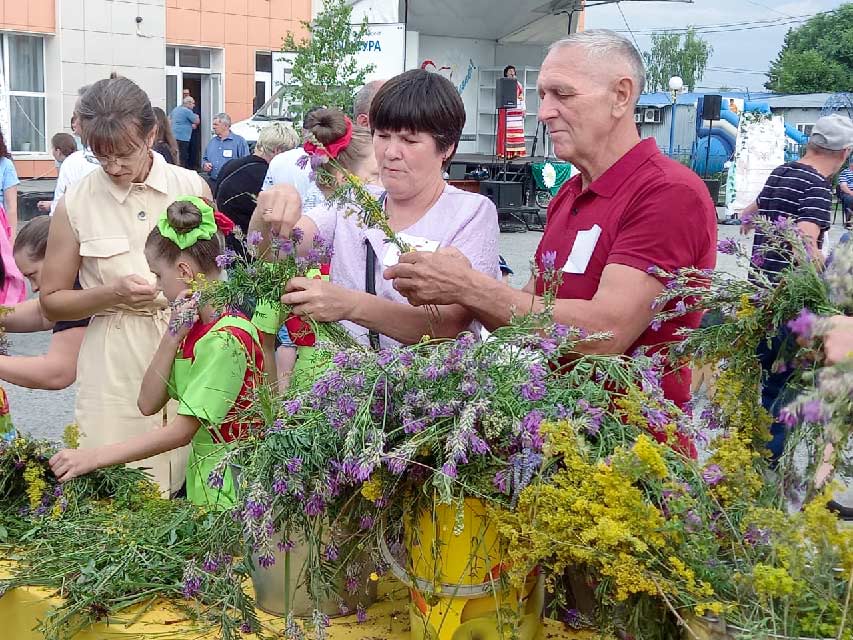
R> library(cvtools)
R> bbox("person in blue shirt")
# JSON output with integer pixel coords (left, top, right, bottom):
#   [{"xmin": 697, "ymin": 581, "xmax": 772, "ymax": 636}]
[
  {"xmin": 839, "ymin": 155, "xmax": 853, "ymax": 229},
  {"xmin": 202, "ymin": 113, "xmax": 249, "ymax": 183},
  {"xmin": 169, "ymin": 96, "xmax": 200, "ymax": 168}
]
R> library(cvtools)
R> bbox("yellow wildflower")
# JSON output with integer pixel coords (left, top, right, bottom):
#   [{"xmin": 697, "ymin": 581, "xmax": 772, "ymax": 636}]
[
  {"xmin": 62, "ymin": 423, "xmax": 81, "ymax": 449},
  {"xmin": 360, "ymin": 477, "xmax": 383, "ymax": 503},
  {"xmin": 23, "ymin": 461, "xmax": 47, "ymax": 510},
  {"xmin": 735, "ymin": 293, "xmax": 756, "ymax": 320},
  {"xmin": 632, "ymin": 435, "xmax": 669, "ymax": 480}
]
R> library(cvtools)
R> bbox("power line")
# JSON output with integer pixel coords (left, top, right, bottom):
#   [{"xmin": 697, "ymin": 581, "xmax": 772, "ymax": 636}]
[
  {"xmin": 615, "ymin": 2, "xmax": 642, "ymax": 52},
  {"xmin": 609, "ymin": 9, "xmax": 834, "ymax": 36}
]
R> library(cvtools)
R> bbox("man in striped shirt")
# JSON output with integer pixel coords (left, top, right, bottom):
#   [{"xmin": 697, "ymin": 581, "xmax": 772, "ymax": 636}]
[
  {"xmin": 840, "ymin": 155, "xmax": 853, "ymax": 229},
  {"xmin": 738, "ymin": 113, "xmax": 853, "ymax": 461}
]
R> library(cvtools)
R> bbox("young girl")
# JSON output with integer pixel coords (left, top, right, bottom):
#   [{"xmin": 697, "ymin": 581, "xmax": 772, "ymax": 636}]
[{"xmin": 50, "ymin": 197, "xmax": 263, "ymax": 507}]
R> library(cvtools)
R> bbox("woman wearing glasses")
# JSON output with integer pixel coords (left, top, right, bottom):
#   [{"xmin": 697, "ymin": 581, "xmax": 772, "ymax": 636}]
[{"xmin": 39, "ymin": 76, "xmax": 210, "ymax": 496}]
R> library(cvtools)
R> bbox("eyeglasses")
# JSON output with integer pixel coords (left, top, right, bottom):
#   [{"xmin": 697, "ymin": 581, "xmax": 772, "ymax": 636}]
[{"xmin": 93, "ymin": 146, "xmax": 147, "ymax": 168}]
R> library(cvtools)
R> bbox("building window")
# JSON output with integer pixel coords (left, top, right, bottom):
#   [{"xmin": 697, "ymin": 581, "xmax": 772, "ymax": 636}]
[
  {"xmin": 256, "ymin": 52, "xmax": 272, "ymax": 73},
  {"xmin": 2, "ymin": 34, "xmax": 46, "ymax": 153},
  {"xmin": 796, "ymin": 123, "xmax": 815, "ymax": 137}
]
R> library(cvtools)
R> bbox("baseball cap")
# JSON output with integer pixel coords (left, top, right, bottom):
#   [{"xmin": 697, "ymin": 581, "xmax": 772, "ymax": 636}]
[
  {"xmin": 498, "ymin": 255, "xmax": 514, "ymax": 275},
  {"xmin": 809, "ymin": 114, "xmax": 853, "ymax": 151}
]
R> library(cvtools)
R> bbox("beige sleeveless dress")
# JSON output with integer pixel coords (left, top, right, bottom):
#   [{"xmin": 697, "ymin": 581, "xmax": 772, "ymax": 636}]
[{"xmin": 64, "ymin": 153, "xmax": 207, "ymax": 495}]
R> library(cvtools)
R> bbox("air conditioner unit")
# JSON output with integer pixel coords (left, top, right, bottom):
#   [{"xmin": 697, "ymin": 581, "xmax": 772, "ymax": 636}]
[
  {"xmin": 644, "ymin": 108, "xmax": 661, "ymax": 124},
  {"xmin": 634, "ymin": 112, "xmax": 642, "ymax": 123}
]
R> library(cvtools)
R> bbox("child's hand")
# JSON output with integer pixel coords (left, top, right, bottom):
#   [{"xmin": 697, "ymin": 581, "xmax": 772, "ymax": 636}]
[
  {"xmin": 50, "ymin": 448, "xmax": 96, "ymax": 482},
  {"xmin": 168, "ymin": 290, "xmax": 200, "ymax": 339}
]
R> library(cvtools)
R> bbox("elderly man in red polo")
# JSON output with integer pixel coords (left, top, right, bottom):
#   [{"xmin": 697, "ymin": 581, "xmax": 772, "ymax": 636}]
[{"xmin": 385, "ymin": 29, "xmax": 718, "ymax": 412}]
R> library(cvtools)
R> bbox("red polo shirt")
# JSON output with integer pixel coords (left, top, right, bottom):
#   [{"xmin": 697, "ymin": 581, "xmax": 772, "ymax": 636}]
[{"xmin": 534, "ymin": 138, "xmax": 717, "ymax": 409}]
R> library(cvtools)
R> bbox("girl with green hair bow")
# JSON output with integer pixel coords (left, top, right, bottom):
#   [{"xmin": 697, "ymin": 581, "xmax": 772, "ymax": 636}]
[{"xmin": 50, "ymin": 197, "xmax": 264, "ymax": 509}]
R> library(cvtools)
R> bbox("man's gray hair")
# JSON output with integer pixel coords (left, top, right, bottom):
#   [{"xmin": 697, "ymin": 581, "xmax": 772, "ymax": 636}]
[
  {"xmin": 549, "ymin": 29, "xmax": 646, "ymax": 98},
  {"xmin": 182, "ymin": 95, "xmax": 194, "ymax": 106},
  {"xmin": 213, "ymin": 112, "xmax": 232, "ymax": 126},
  {"xmin": 354, "ymin": 80, "xmax": 384, "ymax": 118}
]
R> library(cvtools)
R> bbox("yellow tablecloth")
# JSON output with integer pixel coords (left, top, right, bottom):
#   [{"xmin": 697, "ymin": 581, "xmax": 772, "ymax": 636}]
[{"xmin": 0, "ymin": 566, "xmax": 597, "ymax": 639}]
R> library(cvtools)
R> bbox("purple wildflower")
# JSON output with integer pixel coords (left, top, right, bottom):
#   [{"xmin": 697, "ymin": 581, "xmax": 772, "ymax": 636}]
[
  {"xmin": 208, "ymin": 469, "xmax": 224, "ymax": 489},
  {"xmin": 520, "ymin": 380, "xmax": 546, "ymax": 402},
  {"xmin": 492, "ymin": 469, "xmax": 510, "ymax": 494},
  {"xmin": 650, "ymin": 319, "xmax": 662, "ymax": 332},
  {"xmin": 296, "ymin": 154, "xmax": 310, "ymax": 169},
  {"xmin": 786, "ymin": 308, "xmax": 817, "ymax": 340},
  {"xmin": 202, "ymin": 554, "xmax": 220, "ymax": 573},
  {"xmin": 247, "ymin": 230, "xmax": 263, "ymax": 247},
  {"xmin": 216, "ymin": 250, "xmax": 238, "ymax": 269},
  {"xmin": 744, "ymin": 525, "xmax": 770, "ymax": 546},
  {"xmin": 337, "ymin": 395, "xmax": 358, "ymax": 418},
  {"xmin": 181, "ymin": 574, "xmax": 202, "ymax": 599},
  {"xmin": 563, "ymin": 608, "xmax": 582, "ymax": 627},
  {"xmin": 273, "ymin": 476, "xmax": 288, "ymax": 495},
  {"xmin": 541, "ymin": 250, "xmax": 557, "ymax": 271},
  {"xmin": 324, "ymin": 544, "xmax": 339, "ymax": 562},
  {"xmin": 292, "ymin": 227, "xmax": 304, "ymax": 244},
  {"xmin": 245, "ymin": 498, "xmax": 268, "ymax": 520},
  {"xmin": 278, "ymin": 539, "xmax": 295, "ymax": 552},
  {"xmin": 684, "ymin": 510, "xmax": 702, "ymax": 533},
  {"xmin": 304, "ymin": 492, "xmax": 326, "ymax": 516},
  {"xmin": 674, "ymin": 300, "xmax": 687, "ymax": 314},
  {"xmin": 778, "ymin": 408, "xmax": 798, "ymax": 429},
  {"xmin": 740, "ymin": 210, "xmax": 755, "ymax": 226},
  {"xmin": 240, "ymin": 621, "xmax": 253, "ymax": 634},
  {"xmin": 285, "ymin": 457, "xmax": 302, "ymax": 474},
  {"xmin": 359, "ymin": 515, "xmax": 375, "ymax": 530},
  {"xmin": 441, "ymin": 462, "xmax": 458, "ymax": 479},
  {"xmin": 801, "ymin": 399, "xmax": 824, "ymax": 424},
  {"xmin": 716, "ymin": 238, "xmax": 738, "ymax": 255},
  {"xmin": 356, "ymin": 603, "xmax": 367, "ymax": 623},
  {"xmin": 258, "ymin": 553, "xmax": 276, "ymax": 569},
  {"xmin": 284, "ymin": 398, "xmax": 302, "ymax": 414},
  {"xmin": 751, "ymin": 254, "xmax": 765, "ymax": 268},
  {"xmin": 702, "ymin": 464, "xmax": 724, "ymax": 486}
]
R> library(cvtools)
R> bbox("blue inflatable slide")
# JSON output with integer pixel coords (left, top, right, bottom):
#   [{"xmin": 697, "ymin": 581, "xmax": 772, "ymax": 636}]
[{"xmin": 692, "ymin": 96, "xmax": 808, "ymax": 175}]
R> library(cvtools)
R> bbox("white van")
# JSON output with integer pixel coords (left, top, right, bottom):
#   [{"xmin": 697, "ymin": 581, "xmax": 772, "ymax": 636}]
[{"xmin": 230, "ymin": 85, "xmax": 301, "ymax": 148}]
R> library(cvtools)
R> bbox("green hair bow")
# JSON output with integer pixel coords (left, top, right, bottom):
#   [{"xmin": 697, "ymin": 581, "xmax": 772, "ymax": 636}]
[{"xmin": 157, "ymin": 196, "xmax": 218, "ymax": 250}]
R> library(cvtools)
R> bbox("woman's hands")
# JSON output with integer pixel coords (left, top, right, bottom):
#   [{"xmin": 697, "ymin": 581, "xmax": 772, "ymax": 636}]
[
  {"xmin": 112, "ymin": 274, "xmax": 157, "ymax": 307},
  {"xmin": 282, "ymin": 277, "xmax": 356, "ymax": 323},
  {"xmin": 252, "ymin": 185, "xmax": 303, "ymax": 238}
]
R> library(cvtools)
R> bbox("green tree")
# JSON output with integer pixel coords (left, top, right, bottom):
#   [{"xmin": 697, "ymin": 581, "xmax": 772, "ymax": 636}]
[
  {"xmin": 765, "ymin": 4, "xmax": 853, "ymax": 93},
  {"xmin": 282, "ymin": 0, "xmax": 374, "ymax": 117},
  {"xmin": 643, "ymin": 27, "xmax": 713, "ymax": 93}
]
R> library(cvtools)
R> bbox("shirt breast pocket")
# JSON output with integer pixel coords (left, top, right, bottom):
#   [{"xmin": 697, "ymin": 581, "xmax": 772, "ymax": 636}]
[{"xmin": 79, "ymin": 236, "xmax": 137, "ymax": 285}]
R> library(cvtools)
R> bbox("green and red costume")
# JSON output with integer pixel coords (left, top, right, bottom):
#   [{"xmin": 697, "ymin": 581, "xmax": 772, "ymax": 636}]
[{"xmin": 168, "ymin": 312, "xmax": 263, "ymax": 508}]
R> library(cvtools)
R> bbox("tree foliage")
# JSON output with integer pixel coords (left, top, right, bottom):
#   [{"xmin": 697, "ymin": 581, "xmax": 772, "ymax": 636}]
[
  {"xmin": 765, "ymin": 4, "xmax": 853, "ymax": 93},
  {"xmin": 282, "ymin": 0, "xmax": 374, "ymax": 117},
  {"xmin": 643, "ymin": 28, "xmax": 713, "ymax": 93}
]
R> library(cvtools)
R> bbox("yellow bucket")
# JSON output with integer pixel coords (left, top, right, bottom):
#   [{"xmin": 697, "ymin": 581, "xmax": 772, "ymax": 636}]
[{"xmin": 389, "ymin": 498, "xmax": 543, "ymax": 640}]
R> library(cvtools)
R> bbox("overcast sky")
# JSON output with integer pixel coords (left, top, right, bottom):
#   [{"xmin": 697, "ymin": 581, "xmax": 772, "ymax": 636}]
[{"xmin": 584, "ymin": 0, "xmax": 847, "ymax": 92}]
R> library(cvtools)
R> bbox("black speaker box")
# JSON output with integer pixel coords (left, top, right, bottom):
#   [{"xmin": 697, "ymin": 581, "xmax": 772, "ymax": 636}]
[
  {"xmin": 496, "ymin": 77, "xmax": 517, "ymax": 109},
  {"xmin": 480, "ymin": 180, "xmax": 523, "ymax": 208},
  {"xmin": 704, "ymin": 94, "xmax": 722, "ymax": 121}
]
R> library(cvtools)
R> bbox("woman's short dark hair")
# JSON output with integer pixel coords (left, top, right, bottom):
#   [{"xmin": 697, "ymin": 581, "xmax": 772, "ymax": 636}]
[
  {"xmin": 14, "ymin": 215, "xmax": 51, "ymax": 260},
  {"xmin": 369, "ymin": 69, "xmax": 465, "ymax": 157},
  {"xmin": 145, "ymin": 199, "xmax": 222, "ymax": 273},
  {"xmin": 503, "ymin": 65, "xmax": 516, "ymax": 77},
  {"xmin": 77, "ymin": 77, "xmax": 156, "ymax": 158}
]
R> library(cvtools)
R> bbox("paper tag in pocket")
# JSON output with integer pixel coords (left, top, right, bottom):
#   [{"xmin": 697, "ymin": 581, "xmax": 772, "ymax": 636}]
[
  {"xmin": 223, "ymin": 149, "xmax": 233, "ymax": 158},
  {"xmin": 382, "ymin": 233, "xmax": 440, "ymax": 268},
  {"xmin": 562, "ymin": 224, "xmax": 602, "ymax": 274}
]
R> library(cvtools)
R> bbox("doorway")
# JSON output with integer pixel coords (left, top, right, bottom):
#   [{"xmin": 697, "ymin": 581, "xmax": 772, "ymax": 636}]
[{"xmin": 165, "ymin": 47, "xmax": 223, "ymax": 170}]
